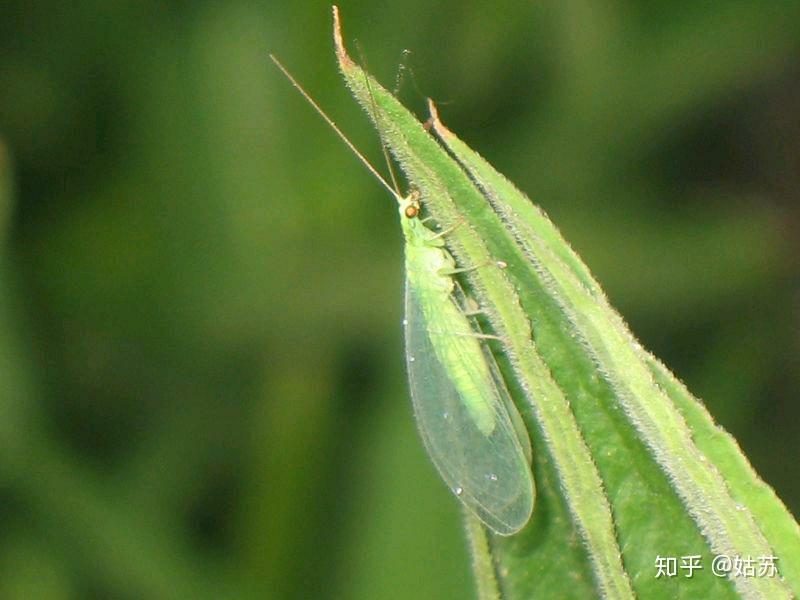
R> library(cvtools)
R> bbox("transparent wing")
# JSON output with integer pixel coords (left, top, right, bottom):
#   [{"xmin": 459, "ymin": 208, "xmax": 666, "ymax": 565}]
[
  {"xmin": 404, "ymin": 281, "xmax": 534, "ymax": 535},
  {"xmin": 452, "ymin": 279, "xmax": 533, "ymax": 465}
]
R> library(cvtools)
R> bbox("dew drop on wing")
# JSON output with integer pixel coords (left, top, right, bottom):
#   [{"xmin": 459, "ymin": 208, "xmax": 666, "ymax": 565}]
[{"xmin": 454, "ymin": 486, "xmax": 463, "ymax": 496}]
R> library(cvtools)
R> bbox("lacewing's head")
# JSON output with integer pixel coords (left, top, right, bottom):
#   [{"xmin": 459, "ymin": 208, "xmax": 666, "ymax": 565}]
[
  {"xmin": 400, "ymin": 189, "xmax": 421, "ymax": 219},
  {"xmin": 399, "ymin": 189, "xmax": 431, "ymax": 245}
]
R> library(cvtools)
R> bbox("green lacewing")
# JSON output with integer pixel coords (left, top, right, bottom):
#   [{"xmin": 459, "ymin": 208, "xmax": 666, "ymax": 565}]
[
  {"xmin": 400, "ymin": 191, "xmax": 534, "ymax": 535},
  {"xmin": 270, "ymin": 20, "xmax": 534, "ymax": 534}
]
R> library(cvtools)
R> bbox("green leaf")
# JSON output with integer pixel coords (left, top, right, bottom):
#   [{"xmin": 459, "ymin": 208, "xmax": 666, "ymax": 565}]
[{"xmin": 332, "ymin": 7, "xmax": 799, "ymax": 599}]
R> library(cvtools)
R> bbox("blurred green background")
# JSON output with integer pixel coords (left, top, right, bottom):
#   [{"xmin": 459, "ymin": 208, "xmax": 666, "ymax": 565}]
[{"xmin": 0, "ymin": 1, "xmax": 798, "ymax": 598}]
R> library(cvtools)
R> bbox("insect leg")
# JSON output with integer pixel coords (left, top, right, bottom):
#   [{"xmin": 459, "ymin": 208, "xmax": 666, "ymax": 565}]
[
  {"xmin": 439, "ymin": 259, "xmax": 508, "ymax": 276},
  {"xmin": 426, "ymin": 329, "xmax": 505, "ymax": 342},
  {"xmin": 428, "ymin": 217, "xmax": 465, "ymax": 240},
  {"xmin": 392, "ymin": 49, "xmax": 412, "ymax": 95},
  {"xmin": 392, "ymin": 48, "xmax": 428, "ymax": 103}
]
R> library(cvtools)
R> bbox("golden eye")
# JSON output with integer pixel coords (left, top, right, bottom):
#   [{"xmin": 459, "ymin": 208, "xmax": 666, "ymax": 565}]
[
  {"xmin": 404, "ymin": 203, "xmax": 420, "ymax": 218},
  {"xmin": 403, "ymin": 189, "xmax": 421, "ymax": 218}
]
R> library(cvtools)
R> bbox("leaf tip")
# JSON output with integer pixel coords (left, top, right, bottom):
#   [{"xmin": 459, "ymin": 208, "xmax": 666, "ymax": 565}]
[
  {"xmin": 427, "ymin": 98, "xmax": 453, "ymax": 139},
  {"xmin": 332, "ymin": 5, "xmax": 355, "ymax": 70}
]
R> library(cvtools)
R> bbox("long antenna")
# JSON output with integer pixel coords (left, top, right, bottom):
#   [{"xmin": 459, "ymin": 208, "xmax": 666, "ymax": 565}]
[
  {"xmin": 269, "ymin": 54, "xmax": 400, "ymax": 202},
  {"xmin": 355, "ymin": 40, "xmax": 402, "ymax": 197}
]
